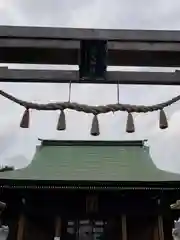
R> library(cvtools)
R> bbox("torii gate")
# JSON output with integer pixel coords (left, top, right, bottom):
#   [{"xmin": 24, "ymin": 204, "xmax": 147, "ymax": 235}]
[
  {"xmin": 1, "ymin": 26, "xmax": 180, "ymax": 239},
  {"xmin": 0, "ymin": 26, "xmax": 180, "ymax": 135}
]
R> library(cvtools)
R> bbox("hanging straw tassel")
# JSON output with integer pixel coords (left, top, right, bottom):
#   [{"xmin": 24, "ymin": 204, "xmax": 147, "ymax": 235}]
[
  {"xmin": 159, "ymin": 109, "xmax": 168, "ymax": 129},
  {"xmin": 126, "ymin": 112, "xmax": 135, "ymax": 133},
  {"xmin": 20, "ymin": 108, "xmax": 29, "ymax": 128},
  {"xmin": 91, "ymin": 115, "xmax": 100, "ymax": 136},
  {"xmin": 57, "ymin": 110, "xmax": 66, "ymax": 131}
]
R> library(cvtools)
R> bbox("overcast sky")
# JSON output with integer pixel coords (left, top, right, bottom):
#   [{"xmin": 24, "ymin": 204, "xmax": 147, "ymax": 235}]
[{"xmin": 0, "ymin": 0, "xmax": 180, "ymax": 172}]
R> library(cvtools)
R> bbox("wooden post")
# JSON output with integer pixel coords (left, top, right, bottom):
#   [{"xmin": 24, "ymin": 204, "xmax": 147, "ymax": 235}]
[
  {"xmin": 54, "ymin": 216, "xmax": 61, "ymax": 240},
  {"xmin": 122, "ymin": 214, "xmax": 127, "ymax": 240},
  {"xmin": 17, "ymin": 214, "xmax": 25, "ymax": 240},
  {"xmin": 158, "ymin": 215, "xmax": 164, "ymax": 240},
  {"xmin": 153, "ymin": 219, "xmax": 159, "ymax": 240}
]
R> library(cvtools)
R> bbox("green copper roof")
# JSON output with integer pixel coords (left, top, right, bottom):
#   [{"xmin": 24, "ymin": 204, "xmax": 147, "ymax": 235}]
[{"xmin": 0, "ymin": 140, "xmax": 180, "ymax": 184}]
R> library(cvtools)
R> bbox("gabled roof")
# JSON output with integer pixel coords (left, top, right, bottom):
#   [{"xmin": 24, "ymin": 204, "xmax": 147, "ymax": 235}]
[{"xmin": 0, "ymin": 140, "xmax": 180, "ymax": 189}]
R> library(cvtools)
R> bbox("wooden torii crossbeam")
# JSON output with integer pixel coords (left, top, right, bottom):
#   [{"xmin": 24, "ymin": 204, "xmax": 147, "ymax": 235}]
[
  {"xmin": 1, "ymin": 26, "xmax": 180, "ymax": 68},
  {"xmin": 1, "ymin": 26, "xmax": 180, "ymax": 85},
  {"xmin": 0, "ymin": 26, "xmax": 180, "ymax": 136},
  {"xmin": 1, "ymin": 68, "xmax": 180, "ymax": 85}
]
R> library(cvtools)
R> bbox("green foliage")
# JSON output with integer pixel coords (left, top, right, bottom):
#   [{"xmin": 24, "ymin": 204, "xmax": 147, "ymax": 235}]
[{"xmin": 0, "ymin": 166, "xmax": 14, "ymax": 172}]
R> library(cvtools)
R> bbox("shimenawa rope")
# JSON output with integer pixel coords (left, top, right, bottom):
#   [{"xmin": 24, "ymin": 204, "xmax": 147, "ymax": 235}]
[{"xmin": 0, "ymin": 89, "xmax": 178, "ymax": 136}]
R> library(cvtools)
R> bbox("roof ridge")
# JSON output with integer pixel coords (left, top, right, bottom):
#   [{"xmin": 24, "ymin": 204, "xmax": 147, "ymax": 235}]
[{"xmin": 38, "ymin": 139, "xmax": 147, "ymax": 147}]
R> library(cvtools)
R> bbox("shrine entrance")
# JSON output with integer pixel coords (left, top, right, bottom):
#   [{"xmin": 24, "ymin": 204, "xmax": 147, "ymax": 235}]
[
  {"xmin": 65, "ymin": 218, "xmax": 121, "ymax": 240},
  {"xmin": 66, "ymin": 219, "xmax": 104, "ymax": 240},
  {"xmin": 62, "ymin": 215, "xmax": 169, "ymax": 240}
]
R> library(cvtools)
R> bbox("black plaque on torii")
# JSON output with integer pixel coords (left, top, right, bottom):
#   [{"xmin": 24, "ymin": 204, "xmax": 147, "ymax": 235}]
[{"xmin": 79, "ymin": 40, "xmax": 108, "ymax": 81}]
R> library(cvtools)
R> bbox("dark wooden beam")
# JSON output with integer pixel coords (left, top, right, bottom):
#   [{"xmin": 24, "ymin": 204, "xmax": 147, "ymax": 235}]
[
  {"xmin": 40, "ymin": 140, "xmax": 145, "ymax": 147},
  {"xmin": 1, "ymin": 68, "xmax": 180, "ymax": 85},
  {"xmin": 1, "ymin": 26, "xmax": 180, "ymax": 66},
  {"xmin": 1, "ymin": 25, "xmax": 180, "ymax": 41}
]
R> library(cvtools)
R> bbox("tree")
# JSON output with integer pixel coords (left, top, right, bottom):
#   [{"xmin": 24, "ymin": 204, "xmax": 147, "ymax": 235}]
[{"xmin": 0, "ymin": 166, "xmax": 14, "ymax": 172}]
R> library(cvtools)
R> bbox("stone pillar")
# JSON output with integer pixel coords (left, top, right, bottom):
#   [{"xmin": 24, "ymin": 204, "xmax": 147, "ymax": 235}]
[{"xmin": 0, "ymin": 226, "xmax": 9, "ymax": 240}]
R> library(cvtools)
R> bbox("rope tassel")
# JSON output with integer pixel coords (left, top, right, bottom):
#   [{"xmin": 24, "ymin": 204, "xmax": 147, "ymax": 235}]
[
  {"xmin": 20, "ymin": 108, "xmax": 29, "ymax": 128},
  {"xmin": 57, "ymin": 110, "xmax": 66, "ymax": 131},
  {"xmin": 0, "ymin": 89, "xmax": 179, "ymax": 134},
  {"xmin": 126, "ymin": 112, "xmax": 135, "ymax": 133},
  {"xmin": 91, "ymin": 115, "xmax": 100, "ymax": 136},
  {"xmin": 159, "ymin": 109, "xmax": 168, "ymax": 129}
]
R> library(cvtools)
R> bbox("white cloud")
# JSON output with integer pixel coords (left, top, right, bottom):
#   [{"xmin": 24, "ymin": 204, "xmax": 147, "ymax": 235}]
[{"xmin": 149, "ymin": 111, "xmax": 180, "ymax": 173}]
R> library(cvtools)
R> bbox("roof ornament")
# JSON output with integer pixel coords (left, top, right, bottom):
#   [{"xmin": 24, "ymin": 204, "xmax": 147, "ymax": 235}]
[{"xmin": 0, "ymin": 88, "xmax": 174, "ymax": 136}]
